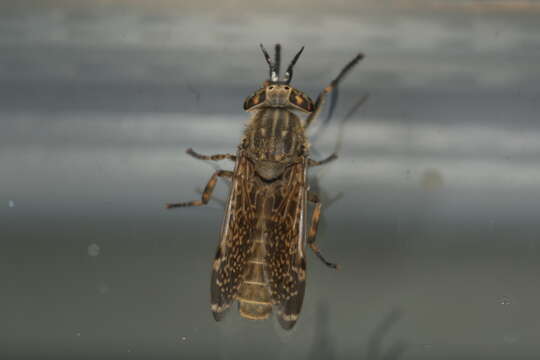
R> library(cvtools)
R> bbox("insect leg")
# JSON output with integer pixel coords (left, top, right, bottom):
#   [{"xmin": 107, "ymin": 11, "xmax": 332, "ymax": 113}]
[
  {"xmin": 307, "ymin": 192, "xmax": 339, "ymax": 269},
  {"xmin": 165, "ymin": 170, "xmax": 233, "ymax": 209},
  {"xmin": 195, "ymin": 187, "xmax": 227, "ymax": 206},
  {"xmin": 186, "ymin": 148, "xmax": 236, "ymax": 162},
  {"xmin": 304, "ymin": 53, "xmax": 364, "ymax": 129},
  {"xmin": 309, "ymin": 153, "xmax": 338, "ymax": 167}
]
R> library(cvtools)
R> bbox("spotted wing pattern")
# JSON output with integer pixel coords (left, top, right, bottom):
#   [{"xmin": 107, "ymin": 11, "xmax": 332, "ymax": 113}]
[
  {"xmin": 265, "ymin": 161, "xmax": 308, "ymax": 329},
  {"xmin": 210, "ymin": 153, "xmax": 257, "ymax": 320}
]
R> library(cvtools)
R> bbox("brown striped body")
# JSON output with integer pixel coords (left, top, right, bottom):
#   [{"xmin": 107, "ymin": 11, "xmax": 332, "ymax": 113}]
[
  {"xmin": 237, "ymin": 202, "xmax": 272, "ymax": 320},
  {"xmin": 234, "ymin": 169, "xmax": 307, "ymax": 323},
  {"xmin": 197, "ymin": 45, "xmax": 363, "ymax": 329},
  {"xmin": 236, "ymin": 103, "xmax": 308, "ymax": 320},
  {"xmin": 210, "ymin": 84, "xmax": 312, "ymax": 326}
]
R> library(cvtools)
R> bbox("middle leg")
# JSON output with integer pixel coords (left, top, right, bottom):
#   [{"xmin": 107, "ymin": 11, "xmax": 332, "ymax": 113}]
[
  {"xmin": 166, "ymin": 170, "xmax": 233, "ymax": 209},
  {"xmin": 187, "ymin": 148, "xmax": 236, "ymax": 162}
]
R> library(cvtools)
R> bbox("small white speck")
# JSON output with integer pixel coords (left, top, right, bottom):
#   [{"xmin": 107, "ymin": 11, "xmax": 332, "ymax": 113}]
[
  {"xmin": 180, "ymin": 336, "xmax": 188, "ymax": 342},
  {"xmin": 499, "ymin": 297, "xmax": 511, "ymax": 305},
  {"xmin": 76, "ymin": 332, "xmax": 81, "ymax": 337},
  {"xmin": 88, "ymin": 243, "xmax": 100, "ymax": 257},
  {"xmin": 8, "ymin": 200, "xmax": 15, "ymax": 208}
]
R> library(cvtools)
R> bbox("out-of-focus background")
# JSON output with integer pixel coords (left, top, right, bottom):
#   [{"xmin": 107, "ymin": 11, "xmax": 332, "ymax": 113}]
[{"xmin": 2, "ymin": 1, "xmax": 540, "ymax": 359}]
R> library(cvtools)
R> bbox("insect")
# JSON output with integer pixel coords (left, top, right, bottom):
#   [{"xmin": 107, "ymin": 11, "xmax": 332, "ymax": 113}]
[{"xmin": 166, "ymin": 44, "xmax": 363, "ymax": 329}]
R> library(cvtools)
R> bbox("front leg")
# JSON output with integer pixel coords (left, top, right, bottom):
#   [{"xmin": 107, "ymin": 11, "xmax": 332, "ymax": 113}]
[
  {"xmin": 166, "ymin": 170, "xmax": 233, "ymax": 209},
  {"xmin": 187, "ymin": 148, "xmax": 236, "ymax": 162},
  {"xmin": 309, "ymin": 153, "xmax": 338, "ymax": 167},
  {"xmin": 304, "ymin": 53, "xmax": 364, "ymax": 129},
  {"xmin": 307, "ymin": 192, "xmax": 339, "ymax": 269}
]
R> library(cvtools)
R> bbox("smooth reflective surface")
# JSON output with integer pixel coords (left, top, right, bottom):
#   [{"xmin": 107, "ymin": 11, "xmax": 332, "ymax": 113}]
[{"xmin": 2, "ymin": 1, "xmax": 540, "ymax": 359}]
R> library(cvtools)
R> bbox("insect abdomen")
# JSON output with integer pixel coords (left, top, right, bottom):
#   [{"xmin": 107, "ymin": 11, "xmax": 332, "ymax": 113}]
[{"xmin": 237, "ymin": 234, "xmax": 272, "ymax": 320}]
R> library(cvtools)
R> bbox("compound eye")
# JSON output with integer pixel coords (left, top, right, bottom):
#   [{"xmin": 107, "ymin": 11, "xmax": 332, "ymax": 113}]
[
  {"xmin": 243, "ymin": 89, "xmax": 266, "ymax": 110},
  {"xmin": 289, "ymin": 89, "xmax": 314, "ymax": 113},
  {"xmin": 284, "ymin": 86, "xmax": 290, "ymax": 90},
  {"xmin": 268, "ymin": 86, "xmax": 274, "ymax": 90}
]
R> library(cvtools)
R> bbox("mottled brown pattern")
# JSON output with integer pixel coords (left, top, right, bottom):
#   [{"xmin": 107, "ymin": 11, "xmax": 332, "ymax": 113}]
[
  {"xmin": 210, "ymin": 155, "xmax": 257, "ymax": 320},
  {"xmin": 263, "ymin": 162, "xmax": 308, "ymax": 329},
  {"xmin": 211, "ymin": 152, "xmax": 308, "ymax": 328}
]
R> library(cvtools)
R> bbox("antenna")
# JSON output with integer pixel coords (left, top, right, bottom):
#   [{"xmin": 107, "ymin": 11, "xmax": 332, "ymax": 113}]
[{"xmin": 283, "ymin": 46, "xmax": 305, "ymax": 84}]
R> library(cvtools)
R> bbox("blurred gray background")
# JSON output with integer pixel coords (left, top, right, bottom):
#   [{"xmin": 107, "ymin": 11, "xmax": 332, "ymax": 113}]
[{"xmin": 2, "ymin": 0, "xmax": 540, "ymax": 359}]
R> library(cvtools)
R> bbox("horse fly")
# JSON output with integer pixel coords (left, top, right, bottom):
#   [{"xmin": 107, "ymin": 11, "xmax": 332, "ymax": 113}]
[{"xmin": 166, "ymin": 44, "xmax": 363, "ymax": 329}]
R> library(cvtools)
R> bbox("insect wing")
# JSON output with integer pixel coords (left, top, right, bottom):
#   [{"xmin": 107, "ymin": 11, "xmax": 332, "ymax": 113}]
[
  {"xmin": 210, "ymin": 153, "xmax": 257, "ymax": 320},
  {"xmin": 266, "ymin": 160, "xmax": 308, "ymax": 329}
]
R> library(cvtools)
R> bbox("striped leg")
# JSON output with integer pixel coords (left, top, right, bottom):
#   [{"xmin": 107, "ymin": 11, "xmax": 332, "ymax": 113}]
[
  {"xmin": 187, "ymin": 148, "xmax": 236, "ymax": 162},
  {"xmin": 166, "ymin": 170, "xmax": 233, "ymax": 209},
  {"xmin": 307, "ymin": 192, "xmax": 339, "ymax": 269},
  {"xmin": 304, "ymin": 53, "xmax": 364, "ymax": 129}
]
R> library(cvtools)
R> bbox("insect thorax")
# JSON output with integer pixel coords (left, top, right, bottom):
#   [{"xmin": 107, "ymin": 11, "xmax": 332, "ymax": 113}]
[{"xmin": 242, "ymin": 107, "xmax": 307, "ymax": 180}]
